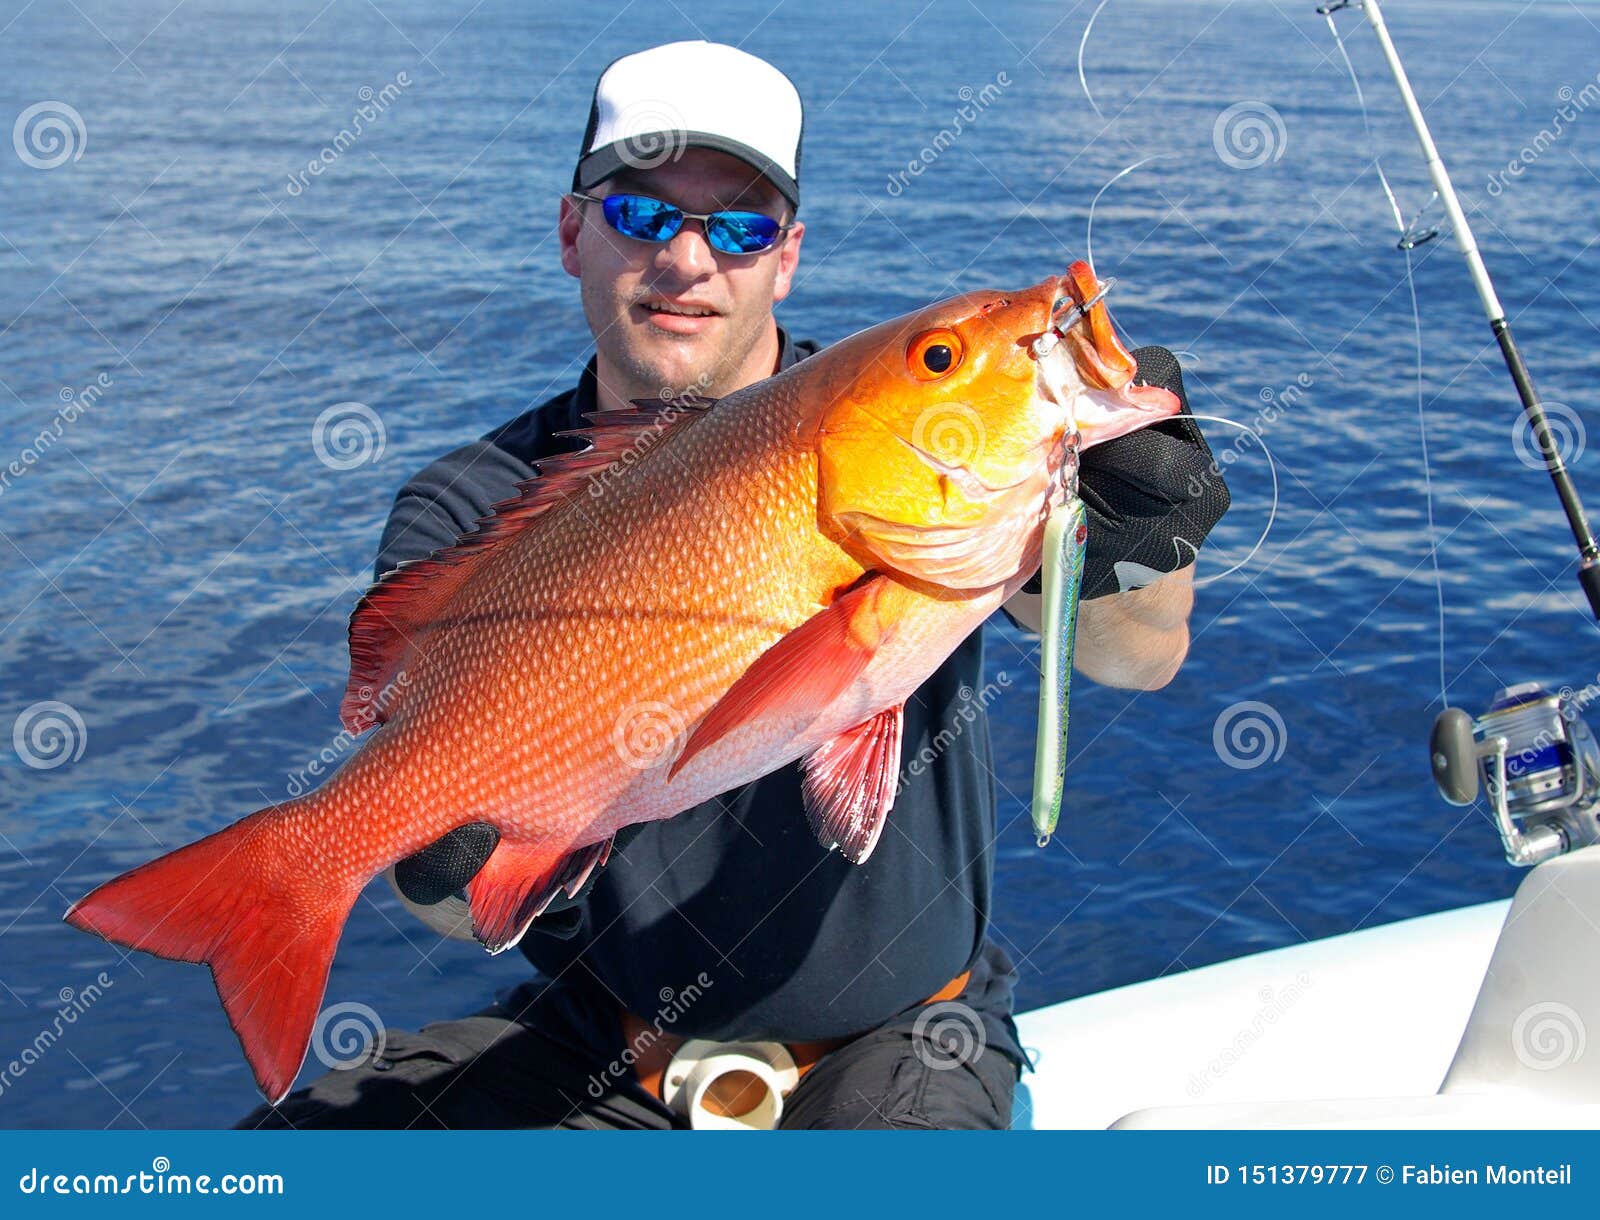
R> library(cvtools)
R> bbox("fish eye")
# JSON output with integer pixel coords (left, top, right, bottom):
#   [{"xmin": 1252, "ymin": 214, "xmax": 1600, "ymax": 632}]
[{"xmin": 907, "ymin": 329, "xmax": 964, "ymax": 380}]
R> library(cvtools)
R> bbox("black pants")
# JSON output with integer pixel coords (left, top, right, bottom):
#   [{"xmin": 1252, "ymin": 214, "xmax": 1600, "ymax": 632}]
[{"xmin": 236, "ymin": 971, "xmax": 1018, "ymax": 1130}]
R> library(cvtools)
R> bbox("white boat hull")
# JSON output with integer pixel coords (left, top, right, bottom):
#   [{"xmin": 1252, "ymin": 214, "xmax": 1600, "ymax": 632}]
[{"xmin": 1012, "ymin": 844, "xmax": 1600, "ymax": 1129}]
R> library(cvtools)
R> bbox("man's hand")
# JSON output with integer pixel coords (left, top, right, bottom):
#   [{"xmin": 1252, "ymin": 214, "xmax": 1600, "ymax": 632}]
[
  {"xmin": 391, "ymin": 821, "xmax": 642, "ymax": 941},
  {"xmin": 1001, "ymin": 345, "xmax": 1228, "ymax": 690}
]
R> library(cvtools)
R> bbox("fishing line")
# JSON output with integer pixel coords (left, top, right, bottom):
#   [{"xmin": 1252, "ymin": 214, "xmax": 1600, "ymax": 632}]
[
  {"xmin": 1187, "ymin": 414, "xmax": 1279, "ymax": 587},
  {"xmin": 1084, "ymin": 152, "xmax": 1179, "ymax": 276},
  {"xmin": 1077, "ymin": 0, "xmax": 1114, "ymax": 122},
  {"xmin": 1323, "ymin": 5, "xmax": 1450, "ymax": 709}
]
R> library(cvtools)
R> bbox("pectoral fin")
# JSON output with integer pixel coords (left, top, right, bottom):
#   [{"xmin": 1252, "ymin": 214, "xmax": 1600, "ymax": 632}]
[
  {"xmin": 801, "ymin": 703, "xmax": 905, "ymax": 864},
  {"xmin": 669, "ymin": 574, "xmax": 900, "ymax": 779}
]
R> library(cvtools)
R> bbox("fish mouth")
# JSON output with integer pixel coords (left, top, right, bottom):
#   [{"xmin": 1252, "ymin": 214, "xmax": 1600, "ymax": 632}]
[
  {"xmin": 1029, "ymin": 261, "xmax": 1131, "ymax": 391},
  {"xmin": 1048, "ymin": 262, "xmax": 1138, "ymax": 389},
  {"xmin": 1029, "ymin": 260, "xmax": 1181, "ymax": 449}
]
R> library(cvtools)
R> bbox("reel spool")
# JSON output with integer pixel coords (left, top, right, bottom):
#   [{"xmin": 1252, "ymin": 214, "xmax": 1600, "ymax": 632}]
[{"xmin": 1431, "ymin": 682, "xmax": 1600, "ymax": 867}]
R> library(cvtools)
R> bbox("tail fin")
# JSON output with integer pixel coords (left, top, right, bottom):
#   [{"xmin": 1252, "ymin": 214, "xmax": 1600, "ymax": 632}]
[{"xmin": 64, "ymin": 805, "xmax": 359, "ymax": 1104}]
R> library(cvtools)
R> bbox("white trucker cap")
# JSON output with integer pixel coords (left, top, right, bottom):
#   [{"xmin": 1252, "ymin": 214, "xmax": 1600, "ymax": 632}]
[{"xmin": 572, "ymin": 40, "xmax": 804, "ymax": 211}]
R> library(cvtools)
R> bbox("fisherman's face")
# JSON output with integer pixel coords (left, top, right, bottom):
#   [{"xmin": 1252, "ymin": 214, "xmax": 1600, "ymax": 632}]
[{"xmin": 560, "ymin": 147, "xmax": 804, "ymax": 400}]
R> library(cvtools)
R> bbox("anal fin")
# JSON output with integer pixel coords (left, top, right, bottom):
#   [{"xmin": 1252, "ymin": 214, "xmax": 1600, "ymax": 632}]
[
  {"xmin": 801, "ymin": 703, "xmax": 905, "ymax": 865},
  {"xmin": 464, "ymin": 836, "xmax": 614, "ymax": 954}
]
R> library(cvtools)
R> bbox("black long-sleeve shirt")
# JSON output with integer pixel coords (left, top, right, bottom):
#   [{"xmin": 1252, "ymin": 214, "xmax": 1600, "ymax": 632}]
[{"xmin": 375, "ymin": 327, "xmax": 1024, "ymax": 1064}]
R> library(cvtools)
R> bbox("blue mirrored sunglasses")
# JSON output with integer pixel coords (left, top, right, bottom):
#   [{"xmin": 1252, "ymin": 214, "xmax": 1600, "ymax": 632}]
[{"xmin": 573, "ymin": 191, "xmax": 790, "ymax": 256}]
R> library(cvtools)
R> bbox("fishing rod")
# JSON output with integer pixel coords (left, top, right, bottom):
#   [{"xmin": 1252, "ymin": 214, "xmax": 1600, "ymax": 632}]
[
  {"xmin": 1321, "ymin": 0, "xmax": 1600, "ymax": 621},
  {"xmin": 1316, "ymin": 1, "xmax": 1600, "ymax": 865}
]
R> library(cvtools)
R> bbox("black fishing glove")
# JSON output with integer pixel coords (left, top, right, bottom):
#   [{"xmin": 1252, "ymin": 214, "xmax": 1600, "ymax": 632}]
[
  {"xmin": 394, "ymin": 821, "xmax": 644, "ymax": 939},
  {"xmin": 1028, "ymin": 345, "xmax": 1230, "ymax": 601}
]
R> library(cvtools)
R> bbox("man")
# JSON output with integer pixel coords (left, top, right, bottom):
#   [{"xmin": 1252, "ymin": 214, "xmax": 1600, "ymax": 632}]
[{"xmin": 241, "ymin": 40, "xmax": 1228, "ymax": 1130}]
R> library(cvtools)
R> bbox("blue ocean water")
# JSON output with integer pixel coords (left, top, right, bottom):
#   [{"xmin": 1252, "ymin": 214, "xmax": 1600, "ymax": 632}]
[{"xmin": 1, "ymin": 0, "xmax": 1597, "ymax": 1128}]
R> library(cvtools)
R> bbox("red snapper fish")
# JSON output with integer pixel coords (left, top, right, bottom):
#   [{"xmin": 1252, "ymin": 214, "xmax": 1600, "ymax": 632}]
[{"xmin": 66, "ymin": 261, "xmax": 1178, "ymax": 1102}]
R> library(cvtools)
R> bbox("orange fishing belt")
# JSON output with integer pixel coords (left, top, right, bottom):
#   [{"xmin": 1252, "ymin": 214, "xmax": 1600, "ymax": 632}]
[{"xmin": 622, "ymin": 969, "xmax": 972, "ymax": 1112}]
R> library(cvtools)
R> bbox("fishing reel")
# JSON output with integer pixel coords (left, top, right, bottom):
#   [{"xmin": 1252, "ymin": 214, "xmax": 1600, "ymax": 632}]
[{"xmin": 1431, "ymin": 683, "xmax": 1600, "ymax": 867}]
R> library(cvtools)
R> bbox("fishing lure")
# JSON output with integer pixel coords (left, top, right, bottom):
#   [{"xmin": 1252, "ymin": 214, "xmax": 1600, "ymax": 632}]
[
  {"xmin": 1030, "ymin": 490, "xmax": 1087, "ymax": 847},
  {"xmin": 1027, "ymin": 282, "xmax": 1107, "ymax": 847}
]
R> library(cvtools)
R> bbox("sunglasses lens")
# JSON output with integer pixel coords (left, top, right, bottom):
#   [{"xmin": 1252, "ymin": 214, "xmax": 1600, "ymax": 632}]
[
  {"xmin": 603, "ymin": 194, "xmax": 682, "ymax": 242},
  {"xmin": 598, "ymin": 194, "xmax": 780, "ymax": 255},
  {"xmin": 706, "ymin": 212, "xmax": 782, "ymax": 254}
]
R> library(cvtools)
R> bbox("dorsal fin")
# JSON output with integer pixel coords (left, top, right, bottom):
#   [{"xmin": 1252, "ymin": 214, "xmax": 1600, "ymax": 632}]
[{"xmin": 339, "ymin": 396, "xmax": 715, "ymax": 733}]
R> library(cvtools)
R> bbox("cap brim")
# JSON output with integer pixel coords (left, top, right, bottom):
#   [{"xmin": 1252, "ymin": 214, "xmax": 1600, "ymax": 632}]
[{"xmin": 574, "ymin": 132, "xmax": 799, "ymax": 211}]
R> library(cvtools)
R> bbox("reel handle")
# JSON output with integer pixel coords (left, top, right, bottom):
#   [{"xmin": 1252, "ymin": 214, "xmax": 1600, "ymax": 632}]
[{"xmin": 1430, "ymin": 707, "xmax": 1479, "ymax": 806}]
